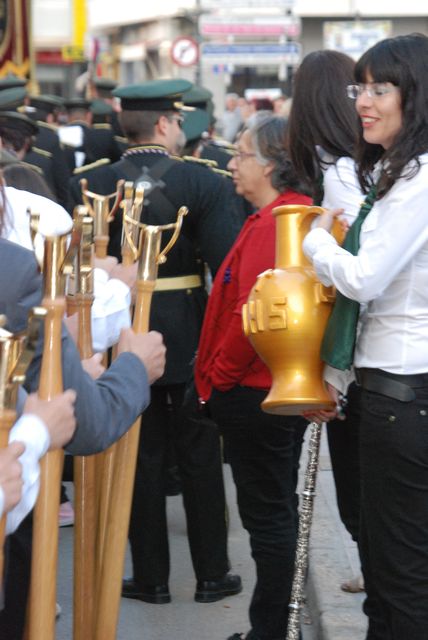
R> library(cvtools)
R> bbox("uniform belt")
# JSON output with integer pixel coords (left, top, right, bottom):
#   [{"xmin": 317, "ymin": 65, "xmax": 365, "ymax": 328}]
[
  {"xmin": 355, "ymin": 368, "xmax": 428, "ymax": 402},
  {"xmin": 154, "ymin": 274, "xmax": 202, "ymax": 292}
]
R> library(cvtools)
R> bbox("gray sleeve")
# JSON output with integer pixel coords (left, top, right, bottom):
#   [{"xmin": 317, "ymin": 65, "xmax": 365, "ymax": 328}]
[{"xmin": 25, "ymin": 327, "xmax": 150, "ymax": 455}]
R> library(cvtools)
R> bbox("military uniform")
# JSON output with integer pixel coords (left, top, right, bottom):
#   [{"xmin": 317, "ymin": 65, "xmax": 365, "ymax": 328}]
[
  {"xmin": 60, "ymin": 99, "xmax": 122, "ymax": 173},
  {"xmin": 24, "ymin": 127, "xmax": 71, "ymax": 208},
  {"xmin": 24, "ymin": 95, "xmax": 71, "ymax": 208},
  {"xmin": 69, "ymin": 79, "xmax": 243, "ymax": 599}
]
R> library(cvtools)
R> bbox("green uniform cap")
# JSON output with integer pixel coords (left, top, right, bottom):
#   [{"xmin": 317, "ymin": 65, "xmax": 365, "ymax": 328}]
[
  {"xmin": 0, "ymin": 87, "xmax": 27, "ymax": 110},
  {"xmin": 29, "ymin": 94, "xmax": 64, "ymax": 113},
  {"xmin": 0, "ymin": 74, "xmax": 26, "ymax": 90},
  {"xmin": 183, "ymin": 85, "xmax": 213, "ymax": 109},
  {"xmin": 183, "ymin": 108, "xmax": 210, "ymax": 143},
  {"xmin": 91, "ymin": 99, "xmax": 114, "ymax": 116},
  {"xmin": 93, "ymin": 77, "xmax": 117, "ymax": 92},
  {"xmin": 113, "ymin": 79, "xmax": 194, "ymax": 111},
  {"xmin": 0, "ymin": 111, "xmax": 38, "ymax": 136},
  {"xmin": 64, "ymin": 98, "xmax": 91, "ymax": 112}
]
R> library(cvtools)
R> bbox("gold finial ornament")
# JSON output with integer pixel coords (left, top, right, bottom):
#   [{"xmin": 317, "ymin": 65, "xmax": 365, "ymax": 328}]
[
  {"xmin": 80, "ymin": 179, "xmax": 125, "ymax": 258},
  {"xmin": 242, "ymin": 204, "xmax": 337, "ymax": 415}
]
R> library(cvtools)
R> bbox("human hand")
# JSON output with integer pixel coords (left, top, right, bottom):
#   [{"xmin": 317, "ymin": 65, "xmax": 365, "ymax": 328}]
[
  {"xmin": 81, "ymin": 353, "xmax": 106, "ymax": 379},
  {"xmin": 109, "ymin": 262, "xmax": 138, "ymax": 291},
  {"xmin": 93, "ymin": 255, "xmax": 118, "ymax": 275},
  {"xmin": 23, "ymin": 390, "xmax": 77, "ymax": 450},
  {"xmin": 118, "ymin": 329, "xmax": 166, "ymax": 384},
  {"xmin": 316, "ymin": 208, "xmax": 344, "ymax": 233},
  {"xmin": 0, "ymin": 442, "xmax": 25, "ymax": 512},
  {"xmin": 302, "ymin": 383, "xmax": 345, "ymax": 424}
]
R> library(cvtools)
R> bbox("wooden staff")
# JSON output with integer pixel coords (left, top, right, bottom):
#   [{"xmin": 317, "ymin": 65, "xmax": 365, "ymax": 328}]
[
  {"xmin": 67, "ymin": 209, "xmax": 99, "ymax": 640},
  {"xmin": 94, "ymin": 201, "xmax": 188, "ymax": 640},
  {"xmin": 95, "ymin": 183, "xmax": 144, "ymax": 584},
  {"xmin": 26, "ymin": 228, "xmax": 79, "ymax": 640},
  {"xmin": 0, "ymin": 312, "xmax": 44, "ymax": 581}
]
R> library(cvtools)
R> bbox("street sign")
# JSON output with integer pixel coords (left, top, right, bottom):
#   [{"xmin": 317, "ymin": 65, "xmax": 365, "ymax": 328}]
[
  {"xmin": 201, "ymin": 42, "xmax": 301, "ymax": 66},
  {"xmin": 199, "ymin": 15, "xmax": 301, "ymax": 38},
  {"xmin": 62, "ymin": 45, "xmax": 86, "ymax": 62},
  {"xmin": 171, "ymin": 36, "xmax": 199, "ymax": 67},
  {"xmin": 324, "ymin": 20, "xmax": 392, "ymax": 60}
]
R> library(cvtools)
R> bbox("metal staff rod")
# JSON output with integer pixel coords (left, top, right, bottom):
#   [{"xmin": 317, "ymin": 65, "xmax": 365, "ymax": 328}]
[
  {"xmin": 286, "ymin": 420, "xmax": 322, "ymax": 640},
  {"xmin": 0, "ymin": 312, "xmax": 43, "ymax": 582},
  {"xmin": 94, "ymin": 203, "xmax": 188, "ymax": 640},
  {"xmin": 27, "ymin": 222, "xmax": 81, "ymax": 640},
  {"xmin": 80, "ymin": 178, "xmax": 124, "ymax": 259},
  {"xmin": 95, "ymin": 183, "xmax": 144, "ymax": 587},
  {"xmin": 67, "ymin": 208, "xmax": 99, "ymax": 640}
]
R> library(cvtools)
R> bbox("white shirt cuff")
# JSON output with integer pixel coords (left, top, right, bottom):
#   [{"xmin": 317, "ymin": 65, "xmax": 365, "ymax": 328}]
[{"xmin": 6, "ymin": 414, "xmax": 50, "ymax": 535}]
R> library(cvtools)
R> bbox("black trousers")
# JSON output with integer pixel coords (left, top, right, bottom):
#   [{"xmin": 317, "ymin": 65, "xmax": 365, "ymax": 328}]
[
  {"xmin": 326, "ymin": 382, "xmax": 361, "ymax": 542},
  {"xmin": 0, "ymin": 513, "xmax": 32, "ymax": 640},
  {"xmin": 210, "ymin": 386, "xmax": 307, "ymax": 640},
  {"xmin": 359, "ymin": 386, "xmax": 428, "ymax": 640},
  {"xmin": 128, "ymin": 382, "xmax": 229, "ymax": 585}
]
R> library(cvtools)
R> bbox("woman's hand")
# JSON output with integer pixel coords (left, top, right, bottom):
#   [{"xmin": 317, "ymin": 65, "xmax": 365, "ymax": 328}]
[
  {"xmin": 316, "ymin": 208, "xmax": 344, "ymax": 233},
  {"xmin": 301, "ymin": 383, "xmax": 345, "ymax": 424}
]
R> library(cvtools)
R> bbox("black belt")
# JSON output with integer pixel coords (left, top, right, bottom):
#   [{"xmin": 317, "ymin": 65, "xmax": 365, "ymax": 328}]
[{"xmin": 355, "ymin": 368, "xmax": 428, "ymax": 402}]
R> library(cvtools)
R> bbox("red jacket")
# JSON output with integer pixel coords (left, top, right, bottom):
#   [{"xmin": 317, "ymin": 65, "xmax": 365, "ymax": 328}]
[{"xmin": 195, "ymin": 190, "xmax": 312, "ymax": 401}]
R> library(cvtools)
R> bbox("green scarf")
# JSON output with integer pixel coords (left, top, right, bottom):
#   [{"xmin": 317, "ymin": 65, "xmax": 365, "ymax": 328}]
[{"xmin": 320, "ymin": 184, "xmax": 377, "ymax": 370}]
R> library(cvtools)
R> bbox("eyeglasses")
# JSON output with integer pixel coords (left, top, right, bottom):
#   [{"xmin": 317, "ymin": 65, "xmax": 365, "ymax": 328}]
[
  {"xmin": 233, "ymin": 150, "xmax": 256, "ymax": 162},
  {"xmin": 168, "ymin": 114, "xmax": 184, "ymax": 128},
  {"xmin": 346, "ymin": 83, "xmax": 398, "ymax": 100}
]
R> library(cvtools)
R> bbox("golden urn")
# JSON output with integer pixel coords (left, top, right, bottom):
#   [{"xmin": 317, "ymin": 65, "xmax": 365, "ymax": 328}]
[{"xmin": 242, "ymin": 204, "xmax": 337, "ymax": 416}]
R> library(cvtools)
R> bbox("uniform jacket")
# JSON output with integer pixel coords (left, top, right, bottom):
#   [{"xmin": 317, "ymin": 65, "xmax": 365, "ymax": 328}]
[
  {"xmin": 0, "ymin": 238, "xmax": 150, "ymax": 455},
  {"xmin": 24, "ymin": 123, "xmax": 71, "ymax": 209},
  {"xmin": 69, "ymin": 144, "xmax": 243, "ymax": 384}
]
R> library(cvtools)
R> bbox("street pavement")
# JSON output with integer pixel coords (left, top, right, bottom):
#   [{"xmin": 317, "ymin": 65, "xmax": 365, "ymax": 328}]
[{"xmin": 56, "ymin": 430, "xmax": 366, "ymax": 639}]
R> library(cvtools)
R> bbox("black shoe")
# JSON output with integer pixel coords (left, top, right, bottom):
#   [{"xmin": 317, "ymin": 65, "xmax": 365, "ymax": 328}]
[
  {"xmin": 227, "ymin": 635, "xmax": 245, "ymax": 640},
  {"xmin": 195, "ymin": 572, "xmax": 242, "ymax": 603},
  {"xmin": 121, "ymin": 578, "xmax": 171, "ymax": 604}
]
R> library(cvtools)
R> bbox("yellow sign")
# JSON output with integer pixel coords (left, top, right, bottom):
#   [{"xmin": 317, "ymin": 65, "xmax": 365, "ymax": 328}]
[
  {"xmin": 62, "ymin": 45, "xmax": 86, "ymax": 62},
  {"xmin": 73, "ymin": 0, "xmax": 87, "ymax": 48}
]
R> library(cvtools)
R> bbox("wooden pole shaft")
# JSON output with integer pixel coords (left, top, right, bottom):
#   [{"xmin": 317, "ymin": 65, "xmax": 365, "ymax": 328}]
[
  {"xmin": 27, "ymin": 298, "xmax": 64, "ymax": 640},
  {"xmin": 73, "ymin": 293, "xmax": 97, "ymax": 640},
  {"xmin": 94, "ymin": 285, "xmax": 155, "ymax": 639}
]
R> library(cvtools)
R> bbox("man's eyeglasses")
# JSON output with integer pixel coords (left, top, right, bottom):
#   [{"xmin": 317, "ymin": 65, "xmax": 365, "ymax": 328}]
[
  {"xmin": 169, "ymin": 114, "xmax": 184, "ymax": 128},
  {"xmin": 233, "ymin": 150, "xmax": 256, "ymax": 162},
  {"xmin": 346, "ymin": 83, "xmax": 398, "ymax": 100}
]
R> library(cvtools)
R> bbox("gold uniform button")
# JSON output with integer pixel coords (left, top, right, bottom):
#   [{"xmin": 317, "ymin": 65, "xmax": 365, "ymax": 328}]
[{"xmin": 388, "ymin": 415, "xmax": 396, "ymax": 423}]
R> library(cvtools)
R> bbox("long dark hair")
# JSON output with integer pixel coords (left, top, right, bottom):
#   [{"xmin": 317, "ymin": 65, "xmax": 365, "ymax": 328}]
[
  {"xmin": 355, "ymin": 33, "xmax": 428, "ymax": 197},
  {"xmin": 288, "ymin": 50, "xmax": 358, "ymax": 201}
]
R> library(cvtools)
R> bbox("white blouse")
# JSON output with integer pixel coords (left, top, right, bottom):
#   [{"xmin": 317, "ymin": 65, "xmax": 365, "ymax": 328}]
[{"xmin": 304, "ymin": 153, "xmax": 428, "ymax": 375}]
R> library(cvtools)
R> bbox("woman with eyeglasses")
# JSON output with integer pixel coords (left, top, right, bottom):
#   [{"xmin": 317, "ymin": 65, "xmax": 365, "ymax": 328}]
[
  {"xmin": 288, "ymin": 50, "xmax": 365, "ymax": 593},
  {"xmin": 194, "ymin": 113, "xmax": 311, "ymax": 640},
  {"xmin": 303, "ymin": 33, "xmax": 428, "ymax": 639}
]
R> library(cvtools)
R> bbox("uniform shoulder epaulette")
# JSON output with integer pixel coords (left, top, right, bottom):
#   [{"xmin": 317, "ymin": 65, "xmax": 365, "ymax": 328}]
[
  {"xmin": 183, "ymin": 155, "xmax": 218, "ymax": 169},
  {"xmin": 212, "ymin": 168, "xmax": 233, "ymax": 178},
  {"xmin": 210, "ymin": 137, "xmax": 236, "ymax": 151},
  {"xmin": 93, "ymin": 123, "xmax": 112, "ymax": 130},
  {"xmin": 37, "ymin": 120, "xmax": 58, "ymax": 132},
  {"xmin": 114, "ymin": 135, "xmax": 128, "ymax": 145},
  {"xmin": 170, "ymin": 154, "xmax": 184, "ymax": 162},
  {"xmin": 32, "ymin": 146, "xmax": 53, "ymax": 159},
  {"xmin": 73, "ymin": 157, "xmax": 111, "ymax": 175},
  {"xmin": 20, "ymin": 161, "xmax": 44, "ymax": 176}
]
